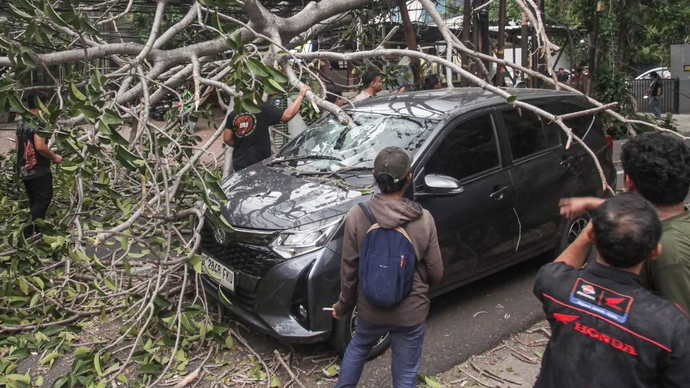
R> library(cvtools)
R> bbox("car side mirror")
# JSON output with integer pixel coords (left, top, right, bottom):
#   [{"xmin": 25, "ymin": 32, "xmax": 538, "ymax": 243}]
[{"xmin": 424, "ymin": 174, "xmax": 464, "ymax": 195}]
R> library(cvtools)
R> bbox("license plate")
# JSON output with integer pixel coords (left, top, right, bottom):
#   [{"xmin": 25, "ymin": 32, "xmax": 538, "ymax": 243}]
[{"xmin": 202, "ymin": 255, "xmax": 235, "ymax": 292}]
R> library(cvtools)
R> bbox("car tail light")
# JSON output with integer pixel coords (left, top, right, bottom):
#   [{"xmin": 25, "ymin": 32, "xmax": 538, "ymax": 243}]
[{"xmin": 605, "ymin": 135, "xmax": 614, "ymax": 152}]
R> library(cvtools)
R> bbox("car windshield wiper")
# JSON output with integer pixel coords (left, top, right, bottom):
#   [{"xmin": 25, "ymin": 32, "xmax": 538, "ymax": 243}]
[
  {"xmin": 333, "ymin": 166, "xmax": 373, "ymax": 174},
  {"xmin": 269, "ymin": 154, "xmax": 343, "ymax": 166}
]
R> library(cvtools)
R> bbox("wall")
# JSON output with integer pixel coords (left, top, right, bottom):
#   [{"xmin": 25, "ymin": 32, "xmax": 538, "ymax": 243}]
[{"xmin": 671, "ymin": 44, "xmax": 690, "ymax": 114}]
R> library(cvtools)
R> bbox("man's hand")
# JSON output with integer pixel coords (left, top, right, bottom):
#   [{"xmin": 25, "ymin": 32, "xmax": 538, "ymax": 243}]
[
  {"xmin": 332, "ymin": 303, "xmax": 341, "ymax": 320},
  {"xmin": 299, "ymin": 85, "xmax": 311, "ymax": 97},
  {"xmin": 559, "ymin": 197, "xmax": 604, "ymax": 219},
  {"xmin": 397, "ymin": 85, "xmax": 406, "ymax": 93},
  {"xmin": 53, "ymin": 155, "xmax": 63, "ymax": 164}
]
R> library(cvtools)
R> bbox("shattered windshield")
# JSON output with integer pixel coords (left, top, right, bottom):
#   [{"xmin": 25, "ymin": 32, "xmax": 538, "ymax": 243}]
[{"xmin": 276, "ymin": 112, "xmax": 438, "ymax": 171}]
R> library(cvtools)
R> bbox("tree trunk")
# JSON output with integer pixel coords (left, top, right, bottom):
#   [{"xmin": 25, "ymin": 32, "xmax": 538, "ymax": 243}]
[
  {"xmin": 398, "ymin": 0, "xmax": 422, "ymax": 88},
  {"xmin": 496, "ymin": 0, "xmax": 507, "ymax": 86}
]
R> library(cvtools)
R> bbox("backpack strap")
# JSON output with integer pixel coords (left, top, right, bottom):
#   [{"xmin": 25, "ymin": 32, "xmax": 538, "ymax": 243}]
[{"xmin": 358, "ymin": 202, "xmax": 377, "ymax": 225}]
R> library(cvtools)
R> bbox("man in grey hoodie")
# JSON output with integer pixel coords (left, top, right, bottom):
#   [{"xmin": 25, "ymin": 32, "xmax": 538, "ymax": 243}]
[{"xmin": 332, "ymin": 147, "xmax": 444, "ymax": 388}]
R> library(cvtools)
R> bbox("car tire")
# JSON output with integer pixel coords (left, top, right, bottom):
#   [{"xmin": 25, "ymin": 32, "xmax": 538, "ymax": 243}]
[
  {"xmin": 331, "ymin": 306, "xmax": 391, "ymax": 359},
  {"xmin": 556, "ymin": 214, "xmax": 596, "ymax": 265}
]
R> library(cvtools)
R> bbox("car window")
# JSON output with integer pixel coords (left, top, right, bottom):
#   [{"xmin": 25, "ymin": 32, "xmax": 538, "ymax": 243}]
[
  {"xmin": 539, "ymin": 103, "xmax": 603, "ymax": 145},
  {"xmin": 425, "ymin": 115, "xmax": 499, "ymax": 181},
  {"xmin": 501, "ymin": 108, "xmax": 560, "ymax": 161}
]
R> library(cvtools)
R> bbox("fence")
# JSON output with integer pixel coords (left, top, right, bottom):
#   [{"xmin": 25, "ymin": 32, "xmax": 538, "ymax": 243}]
[{"xmin": 629, "ymin": 78, "xmax": 679, "ymax": 114}]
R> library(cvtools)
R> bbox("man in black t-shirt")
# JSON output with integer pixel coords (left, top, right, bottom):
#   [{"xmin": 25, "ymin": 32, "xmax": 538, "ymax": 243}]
[
  {"xmin": 223, "ymin": 85, "xmax": 310, "ymax": 172},
  {"xmin": 648, "ymin": 72, "xmax": 663, "ymax": 119},
  {"xmin": 16, "ymin": 92, "xmax": 63, "ymax": 238}
]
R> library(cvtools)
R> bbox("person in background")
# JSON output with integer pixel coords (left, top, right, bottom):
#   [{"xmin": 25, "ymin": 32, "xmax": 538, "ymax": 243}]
[
  {"xmin": 223, "ymin": 85, "xmax": 310, "ymax": 172},
  {"xmin": 16, "ymin": 91, "xmax": 63, "ymax": 238},
  {"xmin": 326, "ymin": 89, "xmax": 344, "ymax": 107},
  {"xmin": 423, "ymin": 74, "xmax": 443, "ymax": 90},
  {"xmin": 353, "ymin": 69, "xmax": 383, "ymax": 102},
  {"xmin": 534, "ymin": 193, "xmax": 690, "ymax": 388},
  {"xmin": 557, "ymin": 68, "xmax": 570, "ymax": 83},
  {"xmin": 648, "ymin": 72, "xmax": 663, "ymax": 119},
  {"xmin": 332, "ymin": 147, "xmax": 444, "ymax": 388},
  {"xmin": 560, "ymin": 132, "xmax": 690, "ymax": 315}
]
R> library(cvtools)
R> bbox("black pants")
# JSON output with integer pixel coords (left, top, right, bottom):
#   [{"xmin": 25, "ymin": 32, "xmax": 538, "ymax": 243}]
[{"xmin": 23, "ymin": 173, "xmax": 53, "ymax": 237}]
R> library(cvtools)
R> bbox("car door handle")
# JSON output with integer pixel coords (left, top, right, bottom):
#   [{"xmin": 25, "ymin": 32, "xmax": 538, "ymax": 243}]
[
  {"xmin": 490, "ymin": 186, "xmax": 508, "ymax": 201},
  {"xmin": 561, "ymin": 156, "xmax": 577, "ymax": 168}
]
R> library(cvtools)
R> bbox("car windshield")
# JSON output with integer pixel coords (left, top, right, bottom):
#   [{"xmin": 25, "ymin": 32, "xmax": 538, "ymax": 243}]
[{"xmin": 275, "ymin": 112, "xmax": 437, "ymax": 171}]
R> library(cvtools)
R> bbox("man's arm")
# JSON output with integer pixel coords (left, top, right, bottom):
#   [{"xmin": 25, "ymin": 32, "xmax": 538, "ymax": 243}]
[
  {"xmin": 33, "ymin": 134, "xmax": 62, "ymax": 164},
  {"xmin": 555, "ymin": 222, "xmax": 593, "ymax": 268},
  {"xmin": 333, "ymin": 209, "xmax": 360, "ymax": 319},
  {"xmin": 223, "ymin": 128, "xmax": 235, "ymax": 147},
  {"xmin": 559, "ymin": 197, "xmax": 604, "ymax": 219},
  {"xmin": 656, "ymin": 85, "xmax": 663, "ymax": 97},
  {"xmin": 280, "ymin": 85, "xmax": 310, "ymax": 122},
  {"xmin": 423, "ymin": 212, "xmax": 444, "ymax": 286}
]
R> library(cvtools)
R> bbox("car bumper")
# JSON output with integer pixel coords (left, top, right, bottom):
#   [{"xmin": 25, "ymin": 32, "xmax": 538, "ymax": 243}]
[{"xmin": 199, "ymin": 245, "xmax": 341, "ymax": 344}]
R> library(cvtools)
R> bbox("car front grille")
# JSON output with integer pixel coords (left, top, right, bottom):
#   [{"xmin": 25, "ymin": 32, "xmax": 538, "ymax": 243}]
[{"xmin": 199, "ymin": 223, "xmax": 286, "ymax": 279}]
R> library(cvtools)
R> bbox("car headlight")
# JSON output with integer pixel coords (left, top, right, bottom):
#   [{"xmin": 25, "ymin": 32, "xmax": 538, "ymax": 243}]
[{"xmin": 270, "ymin": 215, "xmax": 344, "ymax": 259}]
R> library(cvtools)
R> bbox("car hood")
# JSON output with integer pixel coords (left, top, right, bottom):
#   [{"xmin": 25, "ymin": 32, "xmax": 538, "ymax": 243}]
[{"xmin": 218, "ymin": 163, "xmax": 370, "ymax": 230}]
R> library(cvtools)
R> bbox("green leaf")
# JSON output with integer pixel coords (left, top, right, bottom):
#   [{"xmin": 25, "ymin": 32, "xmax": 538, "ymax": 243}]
[
  {"xmin": 42, "ymin": 326, "xmax": 63, "ymax": 337},
  {"xmin": 140, "ymin": 363, "xmax": 161, "ymax": 375},
  {"xmin": 51, "ymin": 376, "xmax": 68, "ymax": 388},
  {"xmin": 34, "ymin": 376, "xmax": 44, "ymax": 387},
  {"xmin": 506, "ymin": 95, "xmax": 517, "ymax": 104},
  {"xmin": 9, "ymin": 4, "xmax": 33, "ymax": 20},
  {"xmin": 534, "ymin": 350, "xmax": 543, "ymax": 359},
  {"xmin": 39, "ymin": 352, "xmax": 58, "ymax": 366},
  {"xmin": 29, "ymin": 293, "xmax": 40, "ymax": 308},
  {"xmin": 44, "ymin": 3, "xmax": 69, "ymax": 27},
  {"xmin": 9, "ymin": 96, "xmax": 27, "ymax": 113},
  {"xmin": 18, "ymin": 277, "xmax": 29, "ymax": 295},
  {"xmin": 190, "ymin": 255, "xmax": 202, "ymax": 274},
  {"xmin": 246, "ymin": 58, "xmax": 270, "ymax": 77},
  {"xmin": 102, "ymin": 109, "xmax": 123, "ymax": 126},
  {"xmin": 225, "ymin": 335, "xmax": 235, "ymax": 350},
  {"xmin": 323, "ymin": 364, "xmax": 339, "ymax": 377},
  {"xmin": 78, "ymin": 105, "xmax": 100, "ymax": 121},
  {"xmin": 424, "ymin": 376, "xmax": 442, "ymax": 388},
  {"xmin": 71, "ymin": 84, "xmax": 86, "ymax": 101},
  {"xmin": 32, "ymin": 276, "xmax": 44, "ymax": 290},
  {"xmin": 268, "ymin": 79, "xmax": 287, "ymax": 94},
  {"xmin": 73, "ymin": 347, "xmax": 90, "ymax": 356},
  {"xmin": 59, "ymin": 164, "xmax": 79, "ymax": 172},
  {"xmin": 265, "ymin": 67, "xmax": 288, "ymax": 84},
  {"xmin": 116, "ymin": 375, "xmax": 128, "ymax": 385},
  {"xmin": 270, "ymin": 376, "xmax": 281, "ymax": 387},
  {"xmin": 104, "ymin": 278, "xmax": 117, "ymax": 292},
  {"xmin": 94, "ymin": 354, "xmax": 102, "ymax": 376},
  {"xmin": 181, "ymin": 313, "xmax": 197, "ymax": 334},
  {"xmin": 10, "ymin": 348, "xmax": 30, "ymax": 360},
  {"xmin": 79, "ymin": 18, "xmax": 100, "ymax": 37}
]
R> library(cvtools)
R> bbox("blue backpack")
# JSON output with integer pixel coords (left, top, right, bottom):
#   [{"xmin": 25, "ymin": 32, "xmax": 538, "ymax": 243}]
[{"xmin": 357, "ymin": 201, "xmax": 417, "ymax": 308}]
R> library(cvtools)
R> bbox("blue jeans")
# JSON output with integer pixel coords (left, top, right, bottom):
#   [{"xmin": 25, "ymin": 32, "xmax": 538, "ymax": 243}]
[
  {"xmin": 334, "ymin": 318, "xmax": 426, "ymax": 388},
  {"xmin": 650, "ymin": 96, "xmax": 662, "ymax": 118}
]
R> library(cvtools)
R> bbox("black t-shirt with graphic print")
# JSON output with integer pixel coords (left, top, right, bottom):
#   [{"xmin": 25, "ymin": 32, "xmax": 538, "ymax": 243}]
[
  {"xmin": 227, "ymin": 103, "xmax": 284, "ymax": 171},
  {"xmin": 16, "ymin": 120, "xmax": 51, "ymax": 180}
]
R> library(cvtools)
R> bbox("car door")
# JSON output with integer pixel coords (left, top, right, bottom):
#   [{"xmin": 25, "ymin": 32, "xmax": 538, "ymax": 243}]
[
  {"xmin": 413, "ymin": 112, "xmax": 518, "ymax": 290},
  {"xmin": 496, "ymin": 103, "xmax": 569, "ymax": 254}
]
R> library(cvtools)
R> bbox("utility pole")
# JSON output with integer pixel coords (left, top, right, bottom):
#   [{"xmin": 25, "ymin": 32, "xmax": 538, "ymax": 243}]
[
  {"xmin": 398, "ymin": 0, "xmax": 422, "ymax": 88},
  {"xmin": 478, "ymin": 1, "xmax": 490, "ymax": 73},
  {"xmin": 461, "ymin": 0, "xmax": 471, "ymax": 86},
  {"xmin": 496, "ymin": 0, "xmax": 507, "ymax": 87},
  {"xmin": 589, "ymin": 0, "xmax": 604, "ymax": 89}
]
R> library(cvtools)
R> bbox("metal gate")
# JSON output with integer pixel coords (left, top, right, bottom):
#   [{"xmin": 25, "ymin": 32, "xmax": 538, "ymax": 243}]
[{"xmin": 630, "ymin": 78, "xmax": 680, "ymax": 114}]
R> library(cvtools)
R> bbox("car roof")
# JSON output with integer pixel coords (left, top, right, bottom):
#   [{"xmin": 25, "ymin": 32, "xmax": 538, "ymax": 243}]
[{"xmin": 347, "ymin": 87, "xmax": 582, "ymax": 119}]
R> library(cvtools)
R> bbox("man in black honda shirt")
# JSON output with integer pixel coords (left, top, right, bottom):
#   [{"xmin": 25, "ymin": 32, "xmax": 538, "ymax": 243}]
[
  {"xmin": 16, "ymin": 92, "xmax": 63, "ymax": 238},
  {"xmin": 534, "ymin": 193, "xmax": 690, "ymax": 388},
  {"xmin": 223, "ymin": 85, "xmax": 310, "ymax": 172}
]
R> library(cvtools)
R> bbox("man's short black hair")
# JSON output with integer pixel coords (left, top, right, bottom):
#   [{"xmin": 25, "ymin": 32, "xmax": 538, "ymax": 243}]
[
  {"xmin": 26, "ymin": 91, "xmax": 49, "ymax": 110},
  {"xmin": 361, "ymin": 69, "xmax": 381, "ymax": 89},
  {"xmin": 621, "ymin": 132, "xmax": 690, "ymax": 206},
  {"xmin": 591, "ymin": 192, "xmax": 662, "ymax": 269},
  {"xmin": 423, "ymin": 74, "xmax": 440, "ymax": 90},
  {"xmin": 650, "ymin": 72, "xmax": 660, "ymax": 79},
  {"xmin": 326, "ymin": 89, "xmax": 342, "ymax": 104}
]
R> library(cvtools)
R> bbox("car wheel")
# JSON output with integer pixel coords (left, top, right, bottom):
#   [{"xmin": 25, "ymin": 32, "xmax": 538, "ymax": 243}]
[
  {"xmin": 556, "ymin": 214, "xmax": 596, "ymax": 265},
  {"xmin": 331, "ymin": 306, "xmax": 391, "ymax": 359}
]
